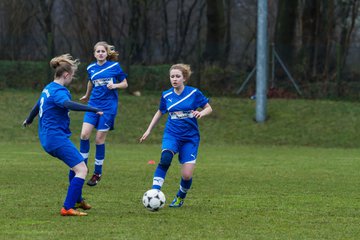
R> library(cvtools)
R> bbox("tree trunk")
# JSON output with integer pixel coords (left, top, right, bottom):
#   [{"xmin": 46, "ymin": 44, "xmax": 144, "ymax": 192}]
[{"xmin": 204, "ymin": 0, "xmax": 226, "ymax": 63}]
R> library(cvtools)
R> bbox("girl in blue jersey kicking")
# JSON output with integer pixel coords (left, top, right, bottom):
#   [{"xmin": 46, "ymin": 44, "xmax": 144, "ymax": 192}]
[
  {"xmin": 79, "ymin": 41, "xmax": 128, "ymax": 186},
  {"xmin": 23, "ymin": 54, "xmax": 103, "ymax": 216},
  {"xmin": 140, "ymin": 64, "xmax": 213, "ymax": 207}
]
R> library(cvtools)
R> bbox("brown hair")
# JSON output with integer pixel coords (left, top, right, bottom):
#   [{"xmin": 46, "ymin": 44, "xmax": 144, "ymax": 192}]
[
  {"xmin": 170, "ymin": 64, "xmax": 192, "ymax": 81},
  {"xmin": 49, "ymin": 54, "xmax": 80, "ymax": 78},
  {"xmin": 94, "ymin": 41, "xmax": 119, "ymax": 61}
]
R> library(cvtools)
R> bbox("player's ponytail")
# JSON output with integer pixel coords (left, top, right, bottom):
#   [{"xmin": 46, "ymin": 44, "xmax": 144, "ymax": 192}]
[{"xmin": 50, "ymin": 54, "xmax": 80, "ymax": 78}]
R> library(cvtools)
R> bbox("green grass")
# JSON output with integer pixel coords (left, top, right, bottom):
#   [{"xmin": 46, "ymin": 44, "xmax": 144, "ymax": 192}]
[
  {"xmin": 2, "ymin": 89, "xmax": 360, "ymax": 239},
  {"xmin": 1, "ymin": 143, "xmax": 360, "ymax": 239},
  {"xmin": 3, "ymin": 89, "xmax": 360, "ymax": 148}
]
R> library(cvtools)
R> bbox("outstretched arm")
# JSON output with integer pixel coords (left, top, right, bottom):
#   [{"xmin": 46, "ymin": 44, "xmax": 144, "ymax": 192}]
[
  {"xmin": 63, "ymin": 100, "xmax": 103, "ymax": 114},
  {"xmin": 139, "ymin": 110, "xmax": 163, "ymax": 143},
  {"xmin": 22, "ymin": 101, "xmax": 40, "ymax": 127}
]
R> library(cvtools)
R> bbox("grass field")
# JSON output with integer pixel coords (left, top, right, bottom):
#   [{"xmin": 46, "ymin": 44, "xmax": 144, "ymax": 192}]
[
  {"xmin": 2, "ymin": 143, "xmax": 360, "ymax": 239},
  {"xmin": 1, "ymin": 89, "xmax": 360, "ymax": 239}
]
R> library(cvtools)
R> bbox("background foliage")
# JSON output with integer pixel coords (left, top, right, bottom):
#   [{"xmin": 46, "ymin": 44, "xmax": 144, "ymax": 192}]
[{"xmin": 0, "ymin": 0, "xmax": 359, "ymax": 98}]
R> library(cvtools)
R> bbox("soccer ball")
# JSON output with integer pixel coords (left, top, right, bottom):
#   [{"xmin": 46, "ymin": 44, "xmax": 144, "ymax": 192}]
[{"xmin": 142, "ymin": 189, "xmax": 166, "ymax": 211}]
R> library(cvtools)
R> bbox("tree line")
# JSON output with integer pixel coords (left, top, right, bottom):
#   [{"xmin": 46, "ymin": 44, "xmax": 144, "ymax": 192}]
[{"xmin": 0, "ymin": 0, "xmax": 359, "ymax": 98}]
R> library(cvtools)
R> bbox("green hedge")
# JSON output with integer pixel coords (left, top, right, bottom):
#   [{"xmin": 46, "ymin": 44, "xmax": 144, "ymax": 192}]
[
  {"xmin": 2, "ymin": 60, "xmax": 359, "ymax": 99},
  {"xmin": 0, "ymin": 60, "xmax": 245, "ymax": 96}
]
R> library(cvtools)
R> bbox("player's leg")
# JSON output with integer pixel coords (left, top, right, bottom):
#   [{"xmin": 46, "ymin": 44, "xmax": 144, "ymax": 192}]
[
  {"xmin": 152, "ymin": 149, "xmax": 175, "ymax": 190},
  {"xmin": 152, "ymin": 136, "xmax": 178, "ymax": 190},
  {"xmin": 170, "ymin": 140, "xmax": 198, "ymax": 207},
  {"xmin": 87, "ymin": 114, "xmax": 114, "ymax": 186},
  {"xmin": 80, "ymin": 112, "xmax": 97, "ymax": 166},
  {"xmin": 51, "ymin": 142, "xmax": 89, "ymax": 216}
]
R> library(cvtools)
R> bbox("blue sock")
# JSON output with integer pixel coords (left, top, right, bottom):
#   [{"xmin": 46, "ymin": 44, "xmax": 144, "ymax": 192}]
[
  {"xmin": 69, "ymin": 170, "xmax": 83, "ymax": 203},
  {"xmin": 68, "ymin": 170, "xmax": 75, "ymax": 183},
  {"xmin": 63, "ymin": 177, "xmax": 85, "ymax": 210},
  {"xmin": 94, "ymin": 144, "xmax": 105, "ymax": 175},
  {"xmin": 80, "ymin": 139, "xmax": 90, "ymax": 166},
  {"xmin": 177, "ymin": 178, "xmax": 192, "ymax": 199},
  {"xmin": 152, "ymin": 164, "xmax": 170, "ymax": 190}
]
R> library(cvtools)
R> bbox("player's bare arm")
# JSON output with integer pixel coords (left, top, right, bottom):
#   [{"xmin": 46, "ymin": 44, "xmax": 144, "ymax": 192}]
[
  {"xmin": 139, "ymin": 110, "xmax": 163, "ymax": 143},
  {"xmin": 192, "ymin": 103, "xmax": 212, "ymax": 119}
]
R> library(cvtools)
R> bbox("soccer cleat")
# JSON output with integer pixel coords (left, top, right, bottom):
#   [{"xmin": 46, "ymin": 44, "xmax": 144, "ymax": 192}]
[
  {"xmin": 75, "ymin": 199, "xmax": 92, "ymax": 210},
  {"xmin": 60, "ymin": 207, "xmax": 88, "ymax": 216},
  {"xmin": 87, "ymin": 173, "xmax": 101, "ymax": 186},
  {"xmin": 169, "ymin": 196, "xmax": 184, "ymax": 208}
]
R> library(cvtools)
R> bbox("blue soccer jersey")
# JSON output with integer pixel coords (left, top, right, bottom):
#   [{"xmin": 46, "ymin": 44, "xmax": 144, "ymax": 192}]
[
  {"xmin": 38, "ymin": 82, "xmax": 72, "ymax": 152},
  {"xmin": 87, "ymin": 61, "xmax": 127, "ymax": 114},
  {"xmin": 159, "ymin": 86, "xmax": 209, "ymax": 140}
]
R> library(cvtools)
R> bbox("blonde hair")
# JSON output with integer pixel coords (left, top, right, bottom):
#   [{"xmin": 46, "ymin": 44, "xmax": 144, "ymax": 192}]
[
  {"xmin": 170, "ymin": 64, "xmax": 192, "ymax": 81},
  {"xmin": 94, "ymin": 41, "xmax": 119, "ymax": 61},
  {"xmin": 49, "ymin": 54, "xmax": 80, "ymax": 78}
]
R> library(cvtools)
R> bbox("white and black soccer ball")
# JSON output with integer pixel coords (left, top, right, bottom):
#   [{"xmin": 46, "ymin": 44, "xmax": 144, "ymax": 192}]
[{"xmin": 142, "ymin": 189, "xmax": 166, "ymax": 211}]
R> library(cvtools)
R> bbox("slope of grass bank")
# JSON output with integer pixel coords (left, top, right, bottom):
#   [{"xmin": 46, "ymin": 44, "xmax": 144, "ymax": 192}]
[{"xmin": 2, "ymin": 89, "xmax": 360, "ymax": 148}]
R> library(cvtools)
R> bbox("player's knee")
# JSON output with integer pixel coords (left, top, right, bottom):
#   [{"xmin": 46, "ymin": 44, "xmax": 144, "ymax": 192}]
[
  {"xmin": 95, "ymin": 132, "xmax": 107, "ymax": 144},
  {"xmin": 182, "ymin": 173, "xmax": 192, "ymax": 180},
  {"xmin": 80, "ymin": 132, "xmax": 90, "ymax": 140},
  {"xmin": 159, "ymin": 150, "xmax": 174, "ymax": 166},
  {"xmin": 74, "ymin": 163, "xmax": 88, "ymax": 179}
]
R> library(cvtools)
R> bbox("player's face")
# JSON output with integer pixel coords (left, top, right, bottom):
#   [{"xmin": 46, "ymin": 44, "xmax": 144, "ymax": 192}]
[
  {"xmin": 64, "ymin": 71, "xmax": 74, "ymax": 86},
  {"xmin": 94, "ymin": 45, "xmax": 108, "ymax": 62},
  {"xmin": 170, "ymin": 69, "xmax": 185, "ymax": 88}
]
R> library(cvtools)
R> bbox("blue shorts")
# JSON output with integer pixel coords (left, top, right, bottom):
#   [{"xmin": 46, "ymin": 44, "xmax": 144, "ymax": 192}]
[
  {"xmin": 83, "ymin": 112, "xmax": 116, "ymax": 131},
  {"xmin": 47, "ymin": 140, "xmax": 84, "ymax": 168},
  {"xmin": 162, "ymin": 136, "xmax": 199, "ymax": 164}
]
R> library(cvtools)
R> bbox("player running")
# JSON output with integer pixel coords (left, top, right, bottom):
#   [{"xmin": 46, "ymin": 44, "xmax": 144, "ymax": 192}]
[
  {"xmin": 79, "ymin": 41, "xmax": 128, "ymax": 186},
  {"xmin": 140, "ymin": 63, "xmax": 213, "ymax": 207}
]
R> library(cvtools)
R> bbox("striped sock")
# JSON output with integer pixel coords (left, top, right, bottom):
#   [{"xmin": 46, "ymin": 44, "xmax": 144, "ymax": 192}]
[
  {"xmin": 80, "ymin": 139, "xmax": 90, "ymax": 166},
  {"xmin": 177, "ymin": 178, "xmax": 192, "ymax": 199},
  {"xmin": 152, "ymin": 164, "xmax": 170, "ymax": 190},
  {"xmin": 94, "ymin": 144, "xmax": 105, "ymax": 175}
]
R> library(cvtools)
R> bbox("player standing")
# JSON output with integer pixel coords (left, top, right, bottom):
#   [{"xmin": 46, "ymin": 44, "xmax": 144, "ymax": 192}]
[
  {"xmin": 79, "ymin": 41, "xmax": 128, "ymax": 186},
  {"xmin": 23, "ymin": 54, "xmax": 103, "ymax": 216},
  {"xmin": 140, "ymin": 64, "xmax": 213, "ymax": 207}
]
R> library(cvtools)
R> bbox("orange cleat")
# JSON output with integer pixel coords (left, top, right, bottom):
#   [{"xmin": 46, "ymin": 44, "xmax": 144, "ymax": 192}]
[
  {"xmin": 75, "ymin": 200, "xmax": 92, "ymax": 210},
  {"xmin": 60, "ymin": 207, "xmax": 88, "ymax": 216}
]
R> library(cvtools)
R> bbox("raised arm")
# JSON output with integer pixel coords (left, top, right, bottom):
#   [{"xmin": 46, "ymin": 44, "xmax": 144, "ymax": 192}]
[
  {"xmin": 139, "ymin": 110, "xmax": 163, "ymax": 143},
  {"xmin": 107, "ymin": 78, "xmax": 128, "ymax": 90},
  {"xmin": 192, "ymin": 103, "xmax": 213, "ymax": 119}
]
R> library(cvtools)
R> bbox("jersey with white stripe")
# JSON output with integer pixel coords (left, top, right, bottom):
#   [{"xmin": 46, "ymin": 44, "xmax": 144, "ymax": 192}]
[
  {"xmin": 87, "ymin": 61, "xmax": 127, "ymax": 114},
  {"xmin": 159, "ymin": 86, "xmax": 209, "ymax": 140}
]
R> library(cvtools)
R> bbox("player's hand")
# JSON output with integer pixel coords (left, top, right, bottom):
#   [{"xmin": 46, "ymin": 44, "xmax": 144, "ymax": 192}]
[
  {"xmin": 139, "ymin": 131, "xmax": 150, "ymax": 143},
  {"xmin": 192, "ymin": 110, "xmax": 203, "ymax": 119},
  {"xmin": 96, "ymin": 111, "xmax": 104, "ymax": 116},
  {"xmin": 22, "ymin": 119, "xmax": 30, "ymax": 128},
  {"xmin": 79, "ymin": 95, "xmax": 89, "ymax": 102},
  {"xmin": 107, "ymin": 83, "xmax": 117, "ymax": 90}
]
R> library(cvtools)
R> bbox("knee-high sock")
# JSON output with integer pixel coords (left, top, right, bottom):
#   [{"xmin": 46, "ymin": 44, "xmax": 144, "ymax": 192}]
[
  {"xmin": 68, "ymin": 170, "xmax": 83, "ymax": 203},
  {"xmin": 63, "ymin": 177, "xmax": 85, "ymax": 210},
  {"xmin": 177, "ymin": 178, "xmax": 192, "ymax": 199},
  {"xmin": 152, "ymin": 150, "xmax": 173, "ymax": 190},
  {"xmin": 152, "ymin": 164, "xmax": 170, "ymax": 190},
  {"xmin": 80, "ymin": 139, "xmax": 90, "ymax": 166},
  {"xmin": 94, "ymin": 144, "xmax": 105, "ymax": 175}
]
